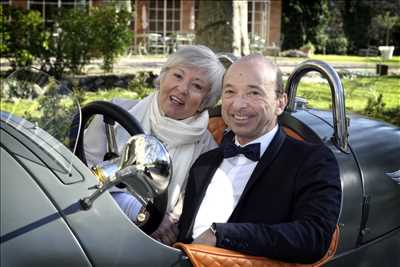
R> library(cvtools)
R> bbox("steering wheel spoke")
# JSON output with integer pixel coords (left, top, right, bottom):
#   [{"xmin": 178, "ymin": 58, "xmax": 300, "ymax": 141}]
[
  {"xmin": 71, "ymin": 100, "xmax": 144, "ymax": 165},
  {"xmin": 104, "ymin": 118, "xmax": 119, "ymax": 160}
]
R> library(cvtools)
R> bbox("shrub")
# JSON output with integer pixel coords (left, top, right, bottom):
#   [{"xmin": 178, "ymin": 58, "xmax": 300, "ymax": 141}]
[
  {"xmin": 372, "ymin": 11, "xmax": 399, "ymax": 46},
  {"xmin": 361, "ymin": 94, "xmax": 400, "ymax": 126},
  {"xmin": 363, "ymin": 94, "xmax": 386, "ymax": 116},
  {"xmin": 4, "ymin": 4, "xmax": 134, "ymax": 76},
  {"xmin": 382, "ymin": 107, "xmax": 400, "ymax": 126},
  {"xmin": 56, "ymin": 8, "xmax": 95, "ymax": 74},
  {"xmin": 127, "ymin": 71, "xmax": 156, "ymax": 99},
  {"xmin": 1, "ymin": 75, "xmax": 42, "ymax": 101},
  {"xmin": 326, "ymin": 36, "xmax": 348, "ymax": 55},
  {"xmin": 300, "ymin": 42, "xmax": 315, "ymax": 56},
  {"xmin": 91, "ymin": 6, "xmax": 132, "ymax": 72},
  {"xmin": 0, "ymin": 6, "xmax": 10, "ymax": 55},
  {"xmin": 315, "ymin": 33, "xmax": 329, "ymax": 54},
  {"xmin": 24, "ymin": 79, "xmax": 78, "ymax": 145},
  {"xmin": 8, "ymin": 9, "xmax": 50, "ymax": 67}
]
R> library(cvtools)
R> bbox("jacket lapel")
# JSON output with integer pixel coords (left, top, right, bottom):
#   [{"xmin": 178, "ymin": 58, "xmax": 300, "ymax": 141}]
[{"xmin": 230, "ymin": 127, "xmax": 287, "ymax": 220}]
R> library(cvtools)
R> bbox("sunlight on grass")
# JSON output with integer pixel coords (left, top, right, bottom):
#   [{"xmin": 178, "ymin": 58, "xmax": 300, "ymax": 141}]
[
  {"xmin": 311, "ymin": 55, "xmax": 400, "ymax": 65},
  {"xmin": 275, "ymin": 55, "xmax": 400, "ymax": 67},
  {"xmin": 295, "ymin": 76, "xmax": 400, "ymax": 112},
  {"xmin": 81, "ymin": 88, "xmax": 140, "ymax": 106},
  {"xmin": 1, "ymin": 99, "xmax": 40, "ymax": 118}
]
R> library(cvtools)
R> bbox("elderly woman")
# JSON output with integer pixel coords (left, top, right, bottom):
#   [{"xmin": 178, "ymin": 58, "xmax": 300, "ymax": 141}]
[{"xmin": 84, "ymin": 45, "xmax": 225, "ymax": 245}]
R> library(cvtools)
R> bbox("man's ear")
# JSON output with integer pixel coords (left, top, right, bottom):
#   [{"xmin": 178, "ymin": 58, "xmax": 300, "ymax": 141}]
[{"xmin": 276, "ymin": 93, "xmax": 288, "ymax": 115}]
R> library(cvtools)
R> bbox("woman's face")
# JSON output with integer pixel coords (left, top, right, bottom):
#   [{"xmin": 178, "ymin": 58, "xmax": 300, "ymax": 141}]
[{"xmin": 159, "ymin": 65, "xmax": 211, "ymax": 120}]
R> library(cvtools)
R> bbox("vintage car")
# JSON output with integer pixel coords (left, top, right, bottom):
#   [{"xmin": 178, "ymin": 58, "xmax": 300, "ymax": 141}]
[{"xmin": 1, "ymin": 60, "xmax": 399, "ymax": 267}]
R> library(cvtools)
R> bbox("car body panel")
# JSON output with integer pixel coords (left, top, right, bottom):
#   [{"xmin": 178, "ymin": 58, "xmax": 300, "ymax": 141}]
[
  {"xmin": 303, "ymin": 110, "xmax": 400, "ymax": 241},
  {"xmin": 282, "ymin": 109, "xmax": 400, "ymax": 265},
  {"xmin": 0, "ymin": 146, "xmax": 91, "ymax": 266},
  {"xmin": 1, "ymin": 118, "xmax": 190, "ymax": 267},
  {"xmin": 346, "ymin": 116, "xmax": 400, "ymax": 244},
  {"xmin": 326, "ymin": 228, "xmax": 400, "ymax": 267}
]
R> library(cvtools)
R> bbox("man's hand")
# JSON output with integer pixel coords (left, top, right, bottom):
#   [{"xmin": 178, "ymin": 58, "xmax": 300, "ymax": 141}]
[
  {"xmin": 192, "ymin": 229, "xmax": 216, "ymax": 246},
  {"xmin": 151, "ymin": 213, "xmax": 179, "ymax": 245}
]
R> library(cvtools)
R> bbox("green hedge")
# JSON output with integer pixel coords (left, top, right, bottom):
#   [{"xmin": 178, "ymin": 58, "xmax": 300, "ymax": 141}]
[{"xmin": 2, "ymin": 5, "xmax": 132, "ymax": 76}]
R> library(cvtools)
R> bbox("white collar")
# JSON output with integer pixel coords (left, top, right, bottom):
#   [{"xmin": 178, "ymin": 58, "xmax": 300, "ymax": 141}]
[{"xmin": 234, "ymin": 125, "xmax": 279, "ymax": 158}]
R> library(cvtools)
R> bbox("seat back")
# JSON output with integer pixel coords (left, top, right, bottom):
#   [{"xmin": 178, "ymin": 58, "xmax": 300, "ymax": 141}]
[
  {"xmin": 174, "ymin": 225, "xmax": 339, "ymax": 267},
  {"xmin": 207, "ymin": 115, "xmax": 304, "ymax": 144},
  {"xmin": 208, "ymin": 116, "xmax": 226, "ymax": 144}
]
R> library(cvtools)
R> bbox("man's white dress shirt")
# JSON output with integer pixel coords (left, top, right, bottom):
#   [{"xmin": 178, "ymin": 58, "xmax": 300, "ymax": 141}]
[{"xmin": 192, "ymin": 125, "xmax": 279, "ymax": 238}]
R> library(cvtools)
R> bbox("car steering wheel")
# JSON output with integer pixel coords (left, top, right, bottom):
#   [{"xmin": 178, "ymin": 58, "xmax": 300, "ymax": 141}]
[
  {"xmin": 70, "ymin": 100, "xmax": 167, "ymax": 233},
  {"xmin": 72, "ymin": 100, "xmax": 144, "ymax": 166}
]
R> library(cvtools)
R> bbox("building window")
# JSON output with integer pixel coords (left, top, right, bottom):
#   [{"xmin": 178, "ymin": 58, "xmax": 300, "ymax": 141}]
[
  {"xmin": 148, "ymin": 0, "xmax": 180, "ymax": 36},
  {"xmin": 248, "ymin": 0, "xmax": 270, "ymax": 43},
  {"xmin": 102, "ymin": 0, "xmax": 133, "ymax": 11},
  {"xmin": 0, "ymin": 0, "xmax": 12, "ymax": 6},
  {"xmin": 28, "ymin": 0, "xmax": 90, "ymax": 26}
]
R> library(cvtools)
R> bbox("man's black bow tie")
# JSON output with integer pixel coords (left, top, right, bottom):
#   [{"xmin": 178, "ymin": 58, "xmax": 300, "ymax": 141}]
[{"xmin": 223, "ymin": 143, "xmax": 260, "ymax": 161}]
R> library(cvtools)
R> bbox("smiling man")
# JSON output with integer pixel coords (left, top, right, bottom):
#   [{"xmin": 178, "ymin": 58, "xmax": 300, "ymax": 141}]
[{"xmin": 177, "ymin": 55, "xmax": 342, "ymax": 263}]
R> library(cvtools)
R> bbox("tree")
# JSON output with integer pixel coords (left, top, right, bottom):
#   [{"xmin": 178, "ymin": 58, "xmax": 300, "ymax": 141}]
[
  {"xmin": 313, "ymin": 0, "xmax": 329, "ymax": 54},
  {"xmin": 341, "ymin": 0, "xmax": 400, "ymax": 54},
  {"xmin": 91, "ymin": 5, "xmax": 132, "ymax": 72},
  {"xmin": 0, "ymin": 5, "xmax": 10, "ymax": 55},
  {"xmin": 342, "ymin": 0, "xmax": 376, "ymax": 53},
  {"xmin": 325, "ymin": 2, "xmax": 348, "ymax": 55},
  {"xmin": 373, "ymin": 11, "xmax": 399, "ymax": 46},
  {"xmin": 195, "ymin": 0, "xmax": 249, "ymax": 55},
  {"xmin": 281, "ymin": 0, "xmax": 330, "ymax": 53},
  {"xmin": 8, "ymin": 9, "xmax": 50, "ymax": 68},
  {"xmin": 56, "ymin": 8, "xmax": 95, "ymax": 74}
]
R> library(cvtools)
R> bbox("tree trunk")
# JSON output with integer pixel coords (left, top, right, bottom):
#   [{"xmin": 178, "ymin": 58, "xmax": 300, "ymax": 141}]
[
  {"xmin": 195, "ymin": 0, "xmax": 233, "ymax": 53},
  {"xmin": 386, "ymin": 29, "xmax": 390, "ymax": 46}
]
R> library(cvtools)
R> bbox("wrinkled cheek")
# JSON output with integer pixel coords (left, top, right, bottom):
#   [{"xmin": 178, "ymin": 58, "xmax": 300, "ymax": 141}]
[{"xmin": 191, "ymin": 93, "xmax": 206, "ymax": 110}]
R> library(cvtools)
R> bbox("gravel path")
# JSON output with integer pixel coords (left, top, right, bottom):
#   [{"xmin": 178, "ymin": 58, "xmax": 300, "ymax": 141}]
[{"xmin": 1, "ymin": 56, "xmax": 399, "ymax": 76}]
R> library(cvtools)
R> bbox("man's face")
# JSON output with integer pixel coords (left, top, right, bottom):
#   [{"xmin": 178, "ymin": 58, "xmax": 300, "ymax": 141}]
[{"xmin": 221, "ymin": 60, "xmax": 287, "ymax": 145}]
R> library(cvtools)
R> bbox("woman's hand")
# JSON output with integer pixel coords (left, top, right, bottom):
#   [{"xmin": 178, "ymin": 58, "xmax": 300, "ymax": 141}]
[{"xmin": 151, "ymin": 213, "xmax": 179, "ymax": 245}]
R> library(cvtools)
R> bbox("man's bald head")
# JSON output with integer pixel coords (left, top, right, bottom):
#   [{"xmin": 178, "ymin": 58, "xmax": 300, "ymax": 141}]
[{"xmin": 225, "ymin": 54, "xmax": 285, "ymax": 98}]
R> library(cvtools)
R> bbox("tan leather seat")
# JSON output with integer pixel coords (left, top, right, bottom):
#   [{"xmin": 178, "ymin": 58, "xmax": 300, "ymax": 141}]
[
  {"xmin": 208, "ymin": 116, "xmax": 227, "ymax": 144},
  {"xmin": 175, "ymin": 225, "xmax": 339, "ymax": 267},
  {"xmin": 207, "ymin": 116, "xmax": 304, "ymax": 144}
]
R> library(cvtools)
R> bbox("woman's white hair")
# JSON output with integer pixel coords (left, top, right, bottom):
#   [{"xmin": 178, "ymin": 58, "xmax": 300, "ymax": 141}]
[{"xmin": 154, "ymin": 45, "xmax": 225, "ymax": 111}]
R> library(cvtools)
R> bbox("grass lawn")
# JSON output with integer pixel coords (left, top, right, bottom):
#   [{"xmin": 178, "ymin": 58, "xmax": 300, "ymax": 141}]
[
  {"xmin": 1, "ymin": 99, "xmax": 41, "ymax": 118},
  {"xmin": 268, "ymin": 54, "xmax": 400, "ymax": 67},
  {"xmin": 81, "ymin": 88, "xmax": 140, "ymax": 106},
  {"xmin": 295, "ymin": 75, "xmax": 399, "ymax": 126},
  {"xmin": 76, "ymin": 76, "xmax": 399, "ymax": 113},
  {"xmin": 2, "ymin": 75, "xmax": 398, "ymax": 126},
  {"xmin": 296, "ymin": 76, "xmax": 399, "ymax": 111},
  {"xmin": 311, "ymin": 55, "xmax": 400, "ymax": 65}
]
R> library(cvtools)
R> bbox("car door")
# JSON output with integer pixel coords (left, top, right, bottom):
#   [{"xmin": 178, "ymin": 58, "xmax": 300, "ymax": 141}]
[{"xmin": 1, "ymin": 130, "xmax": 92, "ymax": 266}]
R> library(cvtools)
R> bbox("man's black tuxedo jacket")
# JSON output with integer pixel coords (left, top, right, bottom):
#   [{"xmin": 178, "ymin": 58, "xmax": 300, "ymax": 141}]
[{"xmin": 177, "ymin": 127, "xmax": 341, "ymax": 264}]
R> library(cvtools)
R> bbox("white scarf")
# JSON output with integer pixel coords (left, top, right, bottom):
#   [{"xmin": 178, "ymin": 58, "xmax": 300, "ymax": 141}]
[{"xmin": 116, "ymin": 92, "xmax": 215, "ymax": 217}]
